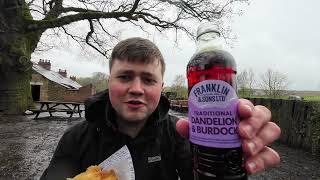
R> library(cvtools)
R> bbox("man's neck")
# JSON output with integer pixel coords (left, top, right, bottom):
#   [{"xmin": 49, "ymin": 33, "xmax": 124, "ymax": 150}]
[{"xmin": 116, "ymin": 118, "xmax": 147, "ymax": 138}]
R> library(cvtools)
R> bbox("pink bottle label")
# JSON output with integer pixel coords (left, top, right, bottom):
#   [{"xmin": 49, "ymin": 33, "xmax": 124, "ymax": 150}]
[{"xmin": 188, "ymin": 80, "xmax": 241, "ymax": 148}]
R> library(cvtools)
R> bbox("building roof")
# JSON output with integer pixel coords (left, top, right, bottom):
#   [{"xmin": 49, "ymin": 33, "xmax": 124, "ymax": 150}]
[{"xmin": 32, "ymin": 64, "xmax": 82, "ymax": 90}]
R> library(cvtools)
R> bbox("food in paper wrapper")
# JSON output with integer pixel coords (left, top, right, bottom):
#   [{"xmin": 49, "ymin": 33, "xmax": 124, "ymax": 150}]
[
  {"xmin": 99, "ymin": 145, "xmax": 135, "ymax": 180},
  {"xmin": 67, "ymin": 165, "xmax": 118, "ymax": 180},
  {"xmin": 67, "ymin": 146, "xmax": 135, "ymax": 180}
]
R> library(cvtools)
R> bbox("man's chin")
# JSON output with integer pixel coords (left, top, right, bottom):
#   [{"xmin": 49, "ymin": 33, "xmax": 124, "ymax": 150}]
[
  {"xmin": 121, "ymin": 113, "xmax": 148, "ymax": 123},
  {"xmin": 125, "ymin": 116, "xmax": 147, "ymax": 123}
]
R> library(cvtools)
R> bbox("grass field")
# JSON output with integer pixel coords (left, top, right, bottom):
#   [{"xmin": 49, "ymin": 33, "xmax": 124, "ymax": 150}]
[{"xmin": 303, "ymin": 96, "xmax": 320, "ymax": 102}]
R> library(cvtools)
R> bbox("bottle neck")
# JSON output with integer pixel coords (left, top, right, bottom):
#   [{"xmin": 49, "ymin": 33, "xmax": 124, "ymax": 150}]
[{"xmin": 196, "ymin": 31, "xmax": 222, "ymax": 53}]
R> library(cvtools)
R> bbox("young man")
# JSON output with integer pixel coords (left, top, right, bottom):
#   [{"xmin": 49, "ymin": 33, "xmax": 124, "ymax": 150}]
[{"xmin": 41, "ymin": 37, "xmax": 281, "ymax": 180}]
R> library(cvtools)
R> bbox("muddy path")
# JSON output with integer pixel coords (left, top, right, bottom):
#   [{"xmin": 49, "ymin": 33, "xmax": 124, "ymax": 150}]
[
  {"xmin": 0, "ymin": 114, "xmax": 81, "ymax": 179},
  {"xmin": 0, "ymin": 112, "xmax": 320, "ymax": 180}
]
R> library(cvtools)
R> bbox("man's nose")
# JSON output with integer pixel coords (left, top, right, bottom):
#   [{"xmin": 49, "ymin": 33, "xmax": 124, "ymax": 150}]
[{"xmin": 128, "ymin": 78, "xmax": 144, "ymax": 95}]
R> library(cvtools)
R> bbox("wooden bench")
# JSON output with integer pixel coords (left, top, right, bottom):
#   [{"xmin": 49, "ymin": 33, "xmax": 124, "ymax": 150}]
[
  {"xmin": 30, "ymin": 101, "xmax": 84, "ymax": 119},
  {"xmin": 30, "ymin": 109, "xmax": 84, "ymax": 119},
  {"xmin": 170, "ymin": 100, "xmax": 188, "ymax": 112}
]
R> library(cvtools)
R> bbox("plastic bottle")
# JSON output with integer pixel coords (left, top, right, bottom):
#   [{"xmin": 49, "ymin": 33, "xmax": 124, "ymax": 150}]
[{"xmin": 187, "ymin": 23, "xmax": 247, "ymax": 180}]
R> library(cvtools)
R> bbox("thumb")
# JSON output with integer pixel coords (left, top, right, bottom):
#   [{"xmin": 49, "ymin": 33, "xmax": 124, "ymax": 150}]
[{"xmin": 176, "ymin": 119, "xmax": 189, "ymax": 139}]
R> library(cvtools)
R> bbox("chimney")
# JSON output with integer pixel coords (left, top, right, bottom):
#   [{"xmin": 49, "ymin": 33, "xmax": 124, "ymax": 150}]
[
  {"xmin": 37, "ymin": 59, "xmax": 51, "ymax": 70},
  {"xmin": 70, "ymin": 76, "xmax": 76, "ymax": 81},
  {"xmin": 58, "ymin": 69, "xmax": 67, "ymax": 78}
]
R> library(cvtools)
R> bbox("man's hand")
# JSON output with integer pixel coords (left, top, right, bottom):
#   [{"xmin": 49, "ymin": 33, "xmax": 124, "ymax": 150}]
[{"xmin": 176, "ymin": 98, "xmax": 281, "ymax": 174}]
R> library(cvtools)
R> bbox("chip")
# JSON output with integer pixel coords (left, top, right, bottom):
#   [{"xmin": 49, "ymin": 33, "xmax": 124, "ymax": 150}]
[{"xmin": 67, "ymin": 165, "xmax": 118, "ymax": 180}]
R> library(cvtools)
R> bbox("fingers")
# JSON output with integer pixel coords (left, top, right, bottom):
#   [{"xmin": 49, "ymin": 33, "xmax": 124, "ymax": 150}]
[
  {"xmin": 238, "ymin": 99, "xmax": 255, "ymax": 118},
  {"xmin": 239, "ymin": 102, "xmax": 280, "ymax": 156},
  {"xmin": 176, "ymin": 100, "xmax": 281, "ymax": 175},
  {"xmin": 176, "ymin": 119, "xmax": 189, "ymax": 139},
  {"xmin": 245, "ymin": 146, "xmax": 280, "ymax": 174},
  {"xmin": 238, "ymin": 101, "xmax": 281, "ymax": 174},
  {"xmin": 238, "ymin": 105, "xmax": 272, "ymax": 139},
  {"xmin": 242, "ymin": 122, "xmax": 281, "ymax": 156}
]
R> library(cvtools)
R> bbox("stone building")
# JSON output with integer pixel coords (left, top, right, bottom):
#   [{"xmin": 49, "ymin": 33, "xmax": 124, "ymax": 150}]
[{"xmin": 30, "ymin": 59, "xmax": 95, "ymax": 102}]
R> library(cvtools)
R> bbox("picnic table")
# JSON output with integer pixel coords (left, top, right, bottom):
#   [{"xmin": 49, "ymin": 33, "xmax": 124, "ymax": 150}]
[{"xmin": 31, "ymin": 101, "xmax": 84, "ymax": 119}]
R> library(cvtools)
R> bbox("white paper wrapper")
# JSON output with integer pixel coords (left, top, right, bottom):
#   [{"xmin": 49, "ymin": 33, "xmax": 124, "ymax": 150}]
[{"xmin": 99, "ymin": 145, "xmax": 135, "ymax": 180}]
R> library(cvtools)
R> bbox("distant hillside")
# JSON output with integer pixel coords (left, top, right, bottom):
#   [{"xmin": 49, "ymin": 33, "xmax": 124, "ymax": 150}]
[
  {"xmin": 285, "ymin": 90, "xmax": 320, "ymax": 97},
  {"xmin": 250, "ymin": 89, "xmax": 320, "ymax": 97}
]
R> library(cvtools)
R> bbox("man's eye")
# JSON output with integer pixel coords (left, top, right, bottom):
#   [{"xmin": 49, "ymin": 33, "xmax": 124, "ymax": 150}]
[
  {"xmin": 118, "ymin": 75, "xmax": 131, "ymax": 81},
  {"xmin": 143, "ymin": 78, "xmax": 157, "ymax": 85}
]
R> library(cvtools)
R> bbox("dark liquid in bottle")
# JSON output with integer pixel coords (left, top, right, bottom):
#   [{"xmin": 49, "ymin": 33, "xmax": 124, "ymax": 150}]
[{"xmin": 187, "ymin": 49, "xmax": 247, "ymax": 180}]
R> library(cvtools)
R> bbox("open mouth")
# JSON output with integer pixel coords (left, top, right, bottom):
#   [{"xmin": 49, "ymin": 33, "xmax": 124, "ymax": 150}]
[{"xmin": 127, "ymin": 100, "xmax": 144, "ymax": 105}]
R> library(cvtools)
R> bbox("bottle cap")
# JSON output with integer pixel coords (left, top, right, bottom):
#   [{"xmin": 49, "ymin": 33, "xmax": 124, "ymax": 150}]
[{"xmin": 196, "ymin": 22, "xmax": 221, "ymax": 40}]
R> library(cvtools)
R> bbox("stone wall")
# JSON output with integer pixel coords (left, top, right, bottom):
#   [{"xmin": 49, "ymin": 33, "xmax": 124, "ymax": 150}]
[
  {"xmin": 63, "ymin": 84, "xmax": 96, "ymax": 102},
  {"xmin": 248, "ymin": 98, "xmax": 320, "ymax": 158},
  {"xmin": 47, "ymin": 81, "xmax": 66, "ymax": 101},
  {"xmin": 31, "ymin": 73, "xmax": 66, "ymax": 101}
]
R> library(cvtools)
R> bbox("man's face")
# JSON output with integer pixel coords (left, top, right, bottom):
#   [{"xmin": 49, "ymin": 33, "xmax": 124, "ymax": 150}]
[{"xmin": 108, "ymin": 59, "xmax": 163, "ymax": 123}]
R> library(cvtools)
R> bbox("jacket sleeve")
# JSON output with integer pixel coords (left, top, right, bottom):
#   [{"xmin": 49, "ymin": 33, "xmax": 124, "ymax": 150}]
[
  {"xmin": 171, "ymin": 116, "xmax": 194, "ymax": 180},
  {"xmin": 40, "ymin": 124, "xmax": 84, "ymax": 180}
]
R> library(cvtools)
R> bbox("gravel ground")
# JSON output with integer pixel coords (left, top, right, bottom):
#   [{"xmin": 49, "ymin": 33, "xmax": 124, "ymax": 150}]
[{"xmin": 0, "ymin": 111, "xmax": 320, "ymax": 180}]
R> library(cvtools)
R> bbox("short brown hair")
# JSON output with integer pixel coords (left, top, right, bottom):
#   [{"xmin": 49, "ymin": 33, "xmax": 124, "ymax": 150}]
[{"xmin": 109, "ymin": 37, "xmax": 165, "ymax": 75}]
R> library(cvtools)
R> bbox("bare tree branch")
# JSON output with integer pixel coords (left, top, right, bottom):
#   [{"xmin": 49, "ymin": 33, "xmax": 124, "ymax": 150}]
[
  {"xmin": 259, "ymin": 69, "xmax": 289, "ymax": 98},
  {"xmin": 237, "ymin": 68, "xmax": 256, "ymax": 97},
  {"xmin": 27, "ymin": 0, "xmax": 37, "ymax": 7},
  {"xmin": 26, "ymin": 11, "xmax": 130, "ymax": 31},
  {"xmin": 61, "ymin": 26, "xmax": 84, "ymax": 45},
  {"xmin": 85, "ymin": 19, "xmax": 107, "ymax": 57},
  {"xmin": 62, "ymin": 7, "xmax": 100, "ymax": 13},
  {"xmin": 44, "ymin": 0, "xmax": 63, "ymax": 19},
  {"xmin": 29, "ymin": 8, "xmax": 46, "ymax": 15},
  {"xmin": 130, "ymin": 0, "xmax": 141, "ymax": 13},
  {"xmin": 24, "ymin": 0, "xmax": 248, "ymax": 59}
]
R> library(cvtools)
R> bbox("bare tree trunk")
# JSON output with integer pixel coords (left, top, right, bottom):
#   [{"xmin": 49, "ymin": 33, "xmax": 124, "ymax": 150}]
[
  {"xmin": 0, "ymin": 0, "xmax": 41, "ymax": 114},
  {"xmin": 0, "ymin": 67, "xmax": 33, "ymax": 114}
]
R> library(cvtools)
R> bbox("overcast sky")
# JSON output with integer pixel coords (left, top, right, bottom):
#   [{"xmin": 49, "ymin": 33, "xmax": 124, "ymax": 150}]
[{"xmin": 32, "ymin": 0, "xmax": 320, "ymax": 91}]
